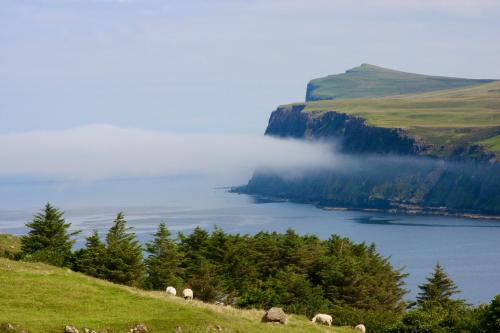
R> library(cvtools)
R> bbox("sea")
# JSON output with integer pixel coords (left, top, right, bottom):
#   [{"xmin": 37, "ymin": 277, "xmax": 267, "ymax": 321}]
[{"xmin": 0, "ymin": 176, "xmax": 499, "ymax": 304}]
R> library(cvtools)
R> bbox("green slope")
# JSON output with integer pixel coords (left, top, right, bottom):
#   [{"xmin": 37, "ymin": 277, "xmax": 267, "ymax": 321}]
[
  {"xmin": 301, "ymin": 81, "xmax": 500, "ymax": 156},
  {"xmin": 306, "ymin": 64, "xmax": 496, "ymax": 101},
  {"xmin": 0, "ymin": 234, "xmax": 20, "ymax": 258},
  {"xmin": 0, "ymin": 257, "xmax": 353, "ymax": 333}
]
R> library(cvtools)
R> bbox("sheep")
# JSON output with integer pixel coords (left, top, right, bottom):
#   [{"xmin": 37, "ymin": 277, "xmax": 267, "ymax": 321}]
[
  {"xmin": 311, "ymin": 314, "xmax": 332, "ymax": 326},
  {"xmin": 165, "ymin": 286, "xmax": 176, "ymax": 296},
  {"xmin": 182, "ymin": 288, "xmax": 193, "ymax": 300},
  {"xmin": 355, "ymin": 324, "xmax": 366, "ymax": 333}
]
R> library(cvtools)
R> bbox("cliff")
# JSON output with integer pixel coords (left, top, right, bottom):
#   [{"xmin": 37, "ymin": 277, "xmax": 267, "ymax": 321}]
[
  {"xmin": 265, "ymin": 104, "xmax": 424, "ymax": 155},
  {"xmin": 237, "ymin": 65, "xmax": 500, "ymax": 217}
]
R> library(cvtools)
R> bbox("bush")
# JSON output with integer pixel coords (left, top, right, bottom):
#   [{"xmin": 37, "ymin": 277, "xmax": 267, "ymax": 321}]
[
  {"xmin": 391, "ymin": 301, "xmax": 485, "ymax": 333},
  {"xmin": 328, "ymin": 305, "xmax": 401, "ymax": 333}
]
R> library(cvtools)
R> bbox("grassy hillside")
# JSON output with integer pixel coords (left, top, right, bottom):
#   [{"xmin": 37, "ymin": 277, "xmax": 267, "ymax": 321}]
[
  {"xmin": 301, "ymin": 81, "xmax": 500, "ymax": 156},
  {"xmin": 306, "ymin": 64, "xmax": 496, "ymax": 101},
  {"xmin": 0, "ymin": 257, "xmax": 354, "ymax": 333},
  {"xmin": 0, "ymin": 234, "xmax": 20, "ymax": 258}
]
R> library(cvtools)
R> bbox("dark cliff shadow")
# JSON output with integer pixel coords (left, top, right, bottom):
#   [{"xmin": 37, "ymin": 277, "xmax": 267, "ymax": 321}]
[{"xmin": 350, "ymin": 216, "xmax": 500, "ymax": 228}]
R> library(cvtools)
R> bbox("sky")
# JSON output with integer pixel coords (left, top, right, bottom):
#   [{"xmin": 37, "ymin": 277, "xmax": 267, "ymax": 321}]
[
  {"xmin": 1, "ymin": 0, "xmax": 500, "ymax": 135},
  {"xmin": 0, "ymin": 0, "xmax": 500, "ymax": 186}
]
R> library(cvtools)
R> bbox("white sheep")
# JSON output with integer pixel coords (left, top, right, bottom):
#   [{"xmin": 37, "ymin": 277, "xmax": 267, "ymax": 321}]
[
  {"xmin": 182, "ymin": 288, "xmax": 193, "ymax": 300},
  {"xmin": 165, "ymin": 286, "xmax": 177, "ymax": 296},
  {"xmin": 311, "ymin": 314, "xmax": 332, "ymax": 326},
  {"xmin": 355, "ymin": 324, "xmax": 366, "ymax": 333}
]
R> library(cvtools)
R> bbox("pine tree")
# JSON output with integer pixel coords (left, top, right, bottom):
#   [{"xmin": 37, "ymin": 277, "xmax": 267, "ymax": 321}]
[
  {"xmin": 103, "ymin": 212, "xmax": 144, "ymax": 286},
  {"xmin": 20, "ymin": 203, "xmax": 80, "ymax": 266},
  {"xmin": 417, "ymin": 263, "xmax": 460, "ymax": 305},
  {"xmin": 73, "ymin": 230, "xmax": 106, "ymax": 279},
  {"xmin": 187, "ymin": 258, "xmax": 222, "ymax": 302},
  {"xmin": 483, "ymin": 294, "xmax": 500, "ymax": 333},
  {"xmin": 179, "ymin": 227, "xmax": 209, "ymax": 279},
  {"xmin": 144, "ymin": 223, "xmax": 183, "ymax": 290}
]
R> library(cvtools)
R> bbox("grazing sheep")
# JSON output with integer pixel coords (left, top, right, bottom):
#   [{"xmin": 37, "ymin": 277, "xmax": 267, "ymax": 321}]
[
  {"xmin": 182, "ymin": 288, "xmax": 193, "ymax": 300},
  {"xmin": 311, "ymin": 314, "xmax": 332, "ymax": 326},
  {"xmin": 355, "ymin": 324, "xmax": 366, "ymax": 333},
  {"xmin": 165, "ymin": 286, "xmax": 176, "ymax": 296}
]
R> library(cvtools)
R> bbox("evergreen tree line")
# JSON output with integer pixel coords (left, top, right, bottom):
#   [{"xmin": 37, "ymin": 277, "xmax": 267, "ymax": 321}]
[{"xmin": 18, "ymin": 203, "xmax": 500, "ymax": 333}]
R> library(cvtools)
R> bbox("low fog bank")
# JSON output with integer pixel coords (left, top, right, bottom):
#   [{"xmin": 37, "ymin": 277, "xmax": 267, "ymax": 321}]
[{"xmin": 0, "ymin": 124, "xmax": 338, "ymax": 183}]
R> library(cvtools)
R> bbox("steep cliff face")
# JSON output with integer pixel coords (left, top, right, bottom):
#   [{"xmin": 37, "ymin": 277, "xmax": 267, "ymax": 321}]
[
  {"xmin": 238, "ymin": 105, "xmax": 500, "ymax": 216},
  {"xmin": 265, "ymin": 104, "xmax": 425, "ymax": 155}
]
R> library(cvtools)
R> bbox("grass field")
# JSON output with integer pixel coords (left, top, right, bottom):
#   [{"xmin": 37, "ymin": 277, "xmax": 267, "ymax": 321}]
[
  {"xmin": 306, "ymin": 63, "xmax": 495, "ymax": 101},
  {"xmin": 0, "ymin": 256, "xmax": 354, "ymax": 333},
  {"xmin": 300, "ymin": 81, "xmax": 500, "ymax": 155}
]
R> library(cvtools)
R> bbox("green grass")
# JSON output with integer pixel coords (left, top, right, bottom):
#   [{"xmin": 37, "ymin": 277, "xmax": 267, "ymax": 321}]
[
  {"xmin": 480, "ymin": 135, "xmax": 500, "ymax": 155},
  {"xmin": 0, "ymin": 234, "xmax": 21, "ymax": 258},
  {"xmin": 299, "ymin": 81, "xmax": 500, "ymax": 155},
  {"xmin": 306, "ymin": 63, "xmax": 495, "ymax": 101},
  {"xmin": 0, "ymin": 258, "xmax": 354, "ymax": 333}
]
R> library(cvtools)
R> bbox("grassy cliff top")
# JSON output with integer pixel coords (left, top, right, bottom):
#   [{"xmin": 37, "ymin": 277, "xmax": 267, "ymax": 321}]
[
  {"xmin": 306, "ymin": 64, "xmax": 496, "ymax": 101},
  {"xmin": 290, "ymin": 81, "xmax": 500, "ymax": 156},
  {"xmin": 0, "ymin": 257, "xmax": 354, "ymax": 333}
]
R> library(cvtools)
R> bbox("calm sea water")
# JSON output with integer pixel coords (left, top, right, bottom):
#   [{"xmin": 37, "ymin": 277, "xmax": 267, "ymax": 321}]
[{"xmin": 0, "ymin": 176, "xmax": 499, "ymax": 304}]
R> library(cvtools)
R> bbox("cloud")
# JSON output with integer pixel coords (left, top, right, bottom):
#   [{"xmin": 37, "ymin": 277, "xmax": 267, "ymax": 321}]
[{"xmin": 0, "ymin": 125, "xmax": 337, "ymax": 182}]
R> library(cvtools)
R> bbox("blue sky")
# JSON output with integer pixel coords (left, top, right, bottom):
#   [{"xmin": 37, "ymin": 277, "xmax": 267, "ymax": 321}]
[{"xmin": 2, "ymin": 0, "xmax": 500, "ymax": 135}]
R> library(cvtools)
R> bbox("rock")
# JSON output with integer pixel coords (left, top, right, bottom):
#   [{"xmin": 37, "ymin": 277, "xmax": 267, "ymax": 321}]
[
  {"xmin": 84, "ymin": 329, "xmax": 89, "ymax": 333},
  {"xmin": 65, "ymin": 326, "xmax": 79, "ymax": 333},
  {"xmin": 1, "ymin": 323, "xmax": 15, "ymax": 331},
  {"xmin": 262, "ymin": 307, "xmax": 287, "ymax": 324},
  {"xmin": 129, "ymin": 324, "xmax": 148, "ymax": 333}
]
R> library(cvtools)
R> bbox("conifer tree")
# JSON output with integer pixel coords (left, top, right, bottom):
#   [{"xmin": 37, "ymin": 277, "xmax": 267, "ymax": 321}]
[
  {"xmin": 483, "ymin": 294, "xmax": 500, "ymax": 333},
  {"xmin": 73, "ymin": 230, "xmax": 106, "ymax": 278},
  {"xmin": 179, "ymin": 227, "xmax": 209, "ymax": 278},
  {"xmin": 417, "ymin": 263, "xmax": 460, "ymax": 305},
  {"xmin": 144, "ymin": 222, "xmax": 183, "ymax": 290},
  {"xmin": 20, "ymin": 203, "xmax": 79, "ymax": 266},
  {"xmin": 103, "ymin": 212, "xmax": 144, "ymax": 286}
]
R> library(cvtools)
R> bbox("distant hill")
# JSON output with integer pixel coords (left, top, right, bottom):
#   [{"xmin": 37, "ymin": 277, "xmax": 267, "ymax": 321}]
[
  {"xmin": 0, "ymin": 256, "xmax": 353, "ymax": 333},
  {"xmin": 306, "ymin": 64, "xmax": 496, "ymax": 101},
  {"xmin": 302, "ymin": 81, "xmax": 500, "ymax": 156}
]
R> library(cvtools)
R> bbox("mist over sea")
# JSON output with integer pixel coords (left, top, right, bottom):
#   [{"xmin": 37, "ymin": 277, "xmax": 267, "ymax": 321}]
[{"xmin": 0, "ymin": 176, "xmax": 499, "ymax": 304}]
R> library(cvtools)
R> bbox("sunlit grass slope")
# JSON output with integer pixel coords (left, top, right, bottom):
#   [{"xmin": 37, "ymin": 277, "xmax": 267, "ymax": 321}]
[
  {"xmin": 0, "ymin": 258, "xmax": 354, "ymax": 333},
  {"xmin": 301, "ymin": 81, "xmax": 500, "ymax": 154},
  {"xmin": 0, "ymin": 234, "xmax": 20, "ymax": 258},
  {"xmin": 306, "ymin": 63, "xmax": 495, "ymax": 101}
]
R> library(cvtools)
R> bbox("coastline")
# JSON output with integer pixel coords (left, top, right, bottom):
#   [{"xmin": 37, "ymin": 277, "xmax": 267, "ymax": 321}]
[{"xmin": 231, "ymin": 189, "xmax": 500, "ymax": 221}]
